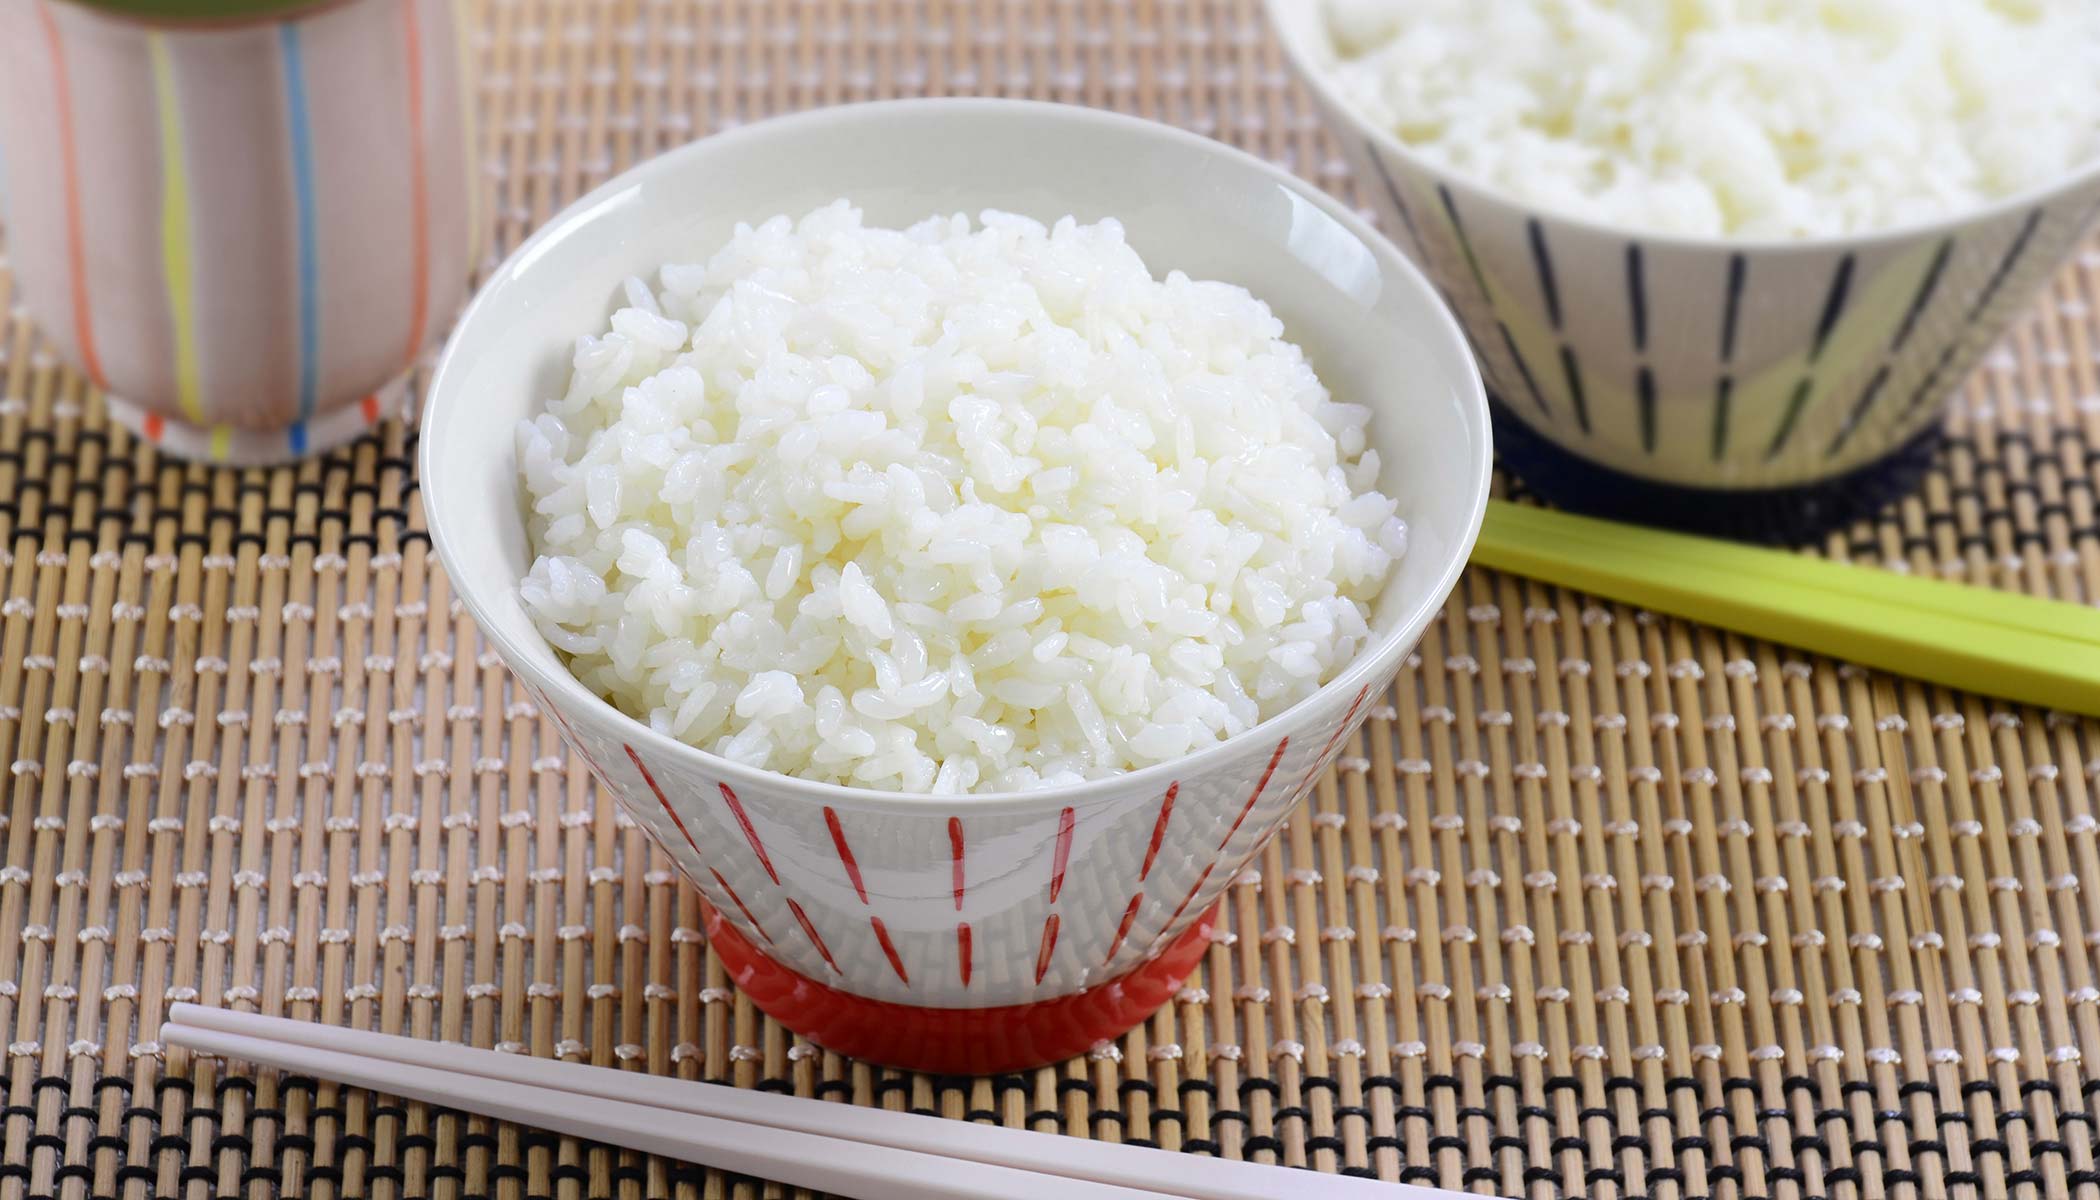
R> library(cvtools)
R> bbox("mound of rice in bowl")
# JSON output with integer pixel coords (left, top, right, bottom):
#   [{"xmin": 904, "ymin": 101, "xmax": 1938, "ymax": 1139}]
[
  {"xmin": 1320, "ymin": 0, "xmax": 2100, "ymax": 239},
  {"xmin": 517, "ymin": 202, "xmax": 1405, "ymax": 794}
]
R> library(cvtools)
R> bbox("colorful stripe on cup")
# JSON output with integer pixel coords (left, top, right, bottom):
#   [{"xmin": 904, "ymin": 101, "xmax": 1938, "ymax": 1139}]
[
  {"xmin": 401, "ymin": 0, "xmax": 431, "ymax": 369},
  {"xmin": 279, "ymin": 22, "xmax": 321, "ymax": 424},
  {"xmin": 149, "ymin": 34, "xmax": 207, "ymax": 426},
  {"xmin": 36, "ymin": 2, "xmax": 104, "ymax": 388}
]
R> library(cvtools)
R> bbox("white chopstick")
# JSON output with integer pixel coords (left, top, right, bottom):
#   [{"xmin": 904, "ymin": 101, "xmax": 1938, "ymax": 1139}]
[
  {"xmin": 166, "ymin": 1005, "xmax": 1460, "ymax": 1199},
  {"xmin": 164, "ymin": 1022, "xmax": 1155, "ymax": 1200}
]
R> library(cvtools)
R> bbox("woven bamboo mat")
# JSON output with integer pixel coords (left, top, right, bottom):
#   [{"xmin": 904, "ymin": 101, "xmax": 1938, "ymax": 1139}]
[{"xmin": 6, "ymin": 2, "xmax": 2100, "ymax": 1197}]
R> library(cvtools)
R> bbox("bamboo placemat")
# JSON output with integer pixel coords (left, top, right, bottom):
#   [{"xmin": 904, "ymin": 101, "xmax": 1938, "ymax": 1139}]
[{"xmin": 7, "ymin": 2, "xmax": 2100, "ymax": 1198}]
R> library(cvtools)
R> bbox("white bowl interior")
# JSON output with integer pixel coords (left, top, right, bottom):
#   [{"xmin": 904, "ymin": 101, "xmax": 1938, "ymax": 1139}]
[{"xmin": 423, "ymin": 100, "xmax": 1489, "ymax": 771}]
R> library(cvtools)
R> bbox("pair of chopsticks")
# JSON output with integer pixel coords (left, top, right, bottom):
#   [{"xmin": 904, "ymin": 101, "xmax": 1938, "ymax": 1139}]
[
  {"xmin": 1471, "ymin": 499, "xmax": 2100, "ymax": 716},
  {"xmin": 163, "ymin": 1005, "xmax": 1452, "ymax": 1199}
]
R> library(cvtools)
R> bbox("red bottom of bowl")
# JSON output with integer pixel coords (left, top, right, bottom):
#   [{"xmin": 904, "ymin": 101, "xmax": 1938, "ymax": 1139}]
[{"xmin": 704, "ymin": 901, "xmax": 1221, "ymax": 1074}]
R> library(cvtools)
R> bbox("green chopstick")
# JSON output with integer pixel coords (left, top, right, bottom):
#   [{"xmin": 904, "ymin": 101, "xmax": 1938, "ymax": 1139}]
[
  {"xmin": 1471, "ymin": 499, "xmax": 2100, "ymax": 716},
  {"xmin": 1485, "ymin": 499, "xmax": 2100, "ymax": 647}
]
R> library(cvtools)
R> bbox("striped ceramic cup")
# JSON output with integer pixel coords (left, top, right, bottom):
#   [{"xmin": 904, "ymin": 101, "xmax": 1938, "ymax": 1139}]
[{"xmin": 0, "ymin": 0, "xmax": 478, "ymax": 463}]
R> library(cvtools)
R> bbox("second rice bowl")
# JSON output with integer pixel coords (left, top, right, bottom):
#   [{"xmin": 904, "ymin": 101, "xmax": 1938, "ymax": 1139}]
[{"xmin": 1268, "ymin": 0, "xmax": 2100, "ymax": 541}]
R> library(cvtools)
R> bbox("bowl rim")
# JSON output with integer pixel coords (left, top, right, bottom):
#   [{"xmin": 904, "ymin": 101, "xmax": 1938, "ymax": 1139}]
[
  {"xmin": 421, "ymin": 95, "xmax": 1492, "ymax": 815},
  {"xmin": 1263, "ymin": 0, "xmax": 2100, "ymax": 255}
]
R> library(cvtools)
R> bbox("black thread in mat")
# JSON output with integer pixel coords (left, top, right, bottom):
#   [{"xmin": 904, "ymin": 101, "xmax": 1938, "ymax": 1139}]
[
  {"xmin": 1118, "ymin": 1077, "xmax": 1160, "ymax": 1099},
  {"xmin": 1055, "ymin": 1077, "xmax": 1097, "ymax": 1100},
  {"xmin": 1358, "ymin": 1075, "xmax": 1400, "ymax": 1095}
]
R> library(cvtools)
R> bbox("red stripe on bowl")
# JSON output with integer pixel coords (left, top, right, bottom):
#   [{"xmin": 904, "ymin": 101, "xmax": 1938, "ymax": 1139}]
[
  {"xmin": 870, "ymin": 915, "xmax": 908, "ymax": 985},
  {"xmin": 718, "ymin": 781, "xmax": 779, "ymax": 885},
  {"xmin": 1164, "ymin": 862, "xmax": 1214, "ymax": 931},
  {"xmin": 1048, "ymin": 806, "xmax": 1074, "ymax": 902},
  {"xmin": 823, "ymin": 806, "xmax": 867, "ymax": 904},
  {"xmin": 785, "ymin": 898, "xmax": 838, "ymax": 973},
  {"xmin": 1033, "ymin": 913, "xmax": 1060, "ymax": 986},
  {"xmin": 1216, "ymin": 737, "xmax": 1289, "ymax": 850},
  {"xmin": 708, "ymin": 867, "xmax": 771, "ymax": 945},
  {"xmin": 626, "ymin": 744, "xmax": 706, "ymax": 858},
  {"xmin": 1138, "ymin": 781, "xmax": 1178, "ymax": 882},
  {"xmin": 1103, "ymin": 893, "xmax": 1145, "ymax": 965},
  {"xmin": 1296, "ymin": 684, "xmax": 1370, "ymax": 794}
]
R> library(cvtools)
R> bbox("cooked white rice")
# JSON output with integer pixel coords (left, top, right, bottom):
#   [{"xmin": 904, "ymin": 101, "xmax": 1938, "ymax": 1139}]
[
  {"xmin": 1321, "ymin": 0, "xmax": 2100, "ymax": 239},
  {"xmin": 517, "ymin": 202, "xmax": 1404, "ymax": 794}
]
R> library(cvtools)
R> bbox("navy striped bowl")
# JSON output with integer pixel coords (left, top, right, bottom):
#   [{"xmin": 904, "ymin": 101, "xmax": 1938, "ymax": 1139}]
[{"xmin": 1268, "ymin": 0, "xmax": 2100, "ymax": 542}]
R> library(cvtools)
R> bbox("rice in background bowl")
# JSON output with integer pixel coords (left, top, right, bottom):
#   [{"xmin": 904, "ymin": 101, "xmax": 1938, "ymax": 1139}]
[
  {"xmin": 1321, "ymin": 0, "xmax": 2100, "ymax": 240},
  {"xmin": 1269, "ymin": 0, "xmax": 2100, "ymax": 539}
]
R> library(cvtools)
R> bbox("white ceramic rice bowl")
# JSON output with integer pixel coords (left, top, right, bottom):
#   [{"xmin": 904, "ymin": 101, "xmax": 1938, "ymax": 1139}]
[{"xmin": 420, "ymin": 98, "xmax": 1490, "ymax": 1072}]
